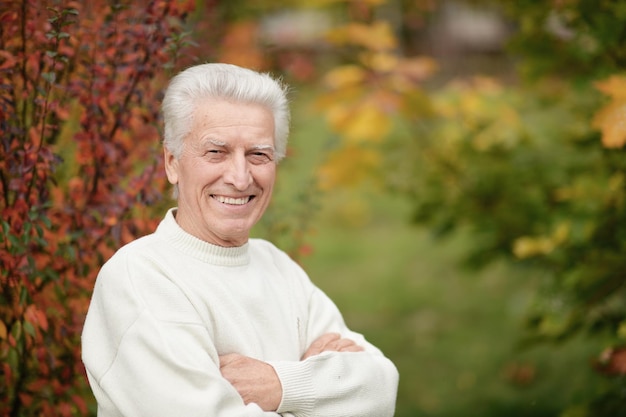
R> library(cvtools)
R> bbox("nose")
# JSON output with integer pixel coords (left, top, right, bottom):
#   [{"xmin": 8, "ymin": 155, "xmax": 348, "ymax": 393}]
[{"xmin": 223, "ymin": 153, "xmax": 253, "ymax": 190}]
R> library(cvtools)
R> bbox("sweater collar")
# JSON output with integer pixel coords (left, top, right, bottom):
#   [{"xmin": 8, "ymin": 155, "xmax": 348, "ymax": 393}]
[{"xmin": 156, "ymin": 208, "xmax": 250, "ymax": 266}]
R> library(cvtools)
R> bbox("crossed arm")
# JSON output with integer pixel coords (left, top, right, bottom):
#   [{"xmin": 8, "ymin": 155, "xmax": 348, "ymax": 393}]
[
  {"xmin": 83, "ymin": 244, "xmax": 398, "ymax": 417},
  {"xmin": 219, "ymin": 333, "xmax": 364, "ymax": 412}
]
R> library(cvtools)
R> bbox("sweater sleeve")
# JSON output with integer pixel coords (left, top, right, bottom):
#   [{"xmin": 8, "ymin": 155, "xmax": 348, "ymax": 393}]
[
  {"xmin": 269, "ymin": 285, "xmax": 399, "ymax": 417},
  {"xmin": 81, "ymin": 250, "xmax": 282, "ymax": 417}
]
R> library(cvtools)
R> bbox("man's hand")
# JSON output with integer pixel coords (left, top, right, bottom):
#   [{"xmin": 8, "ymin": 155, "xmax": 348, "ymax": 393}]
[
  {"xmin": 301, "ymin": 332, "xmax": 364, "ymax": 360},
  {"xmin": 219, "ymin": 353, "xmax": 282, "ymax": 411},
  {"xmin": 219, "ymin": 333, "xmax": 362, "ymax": 410}
]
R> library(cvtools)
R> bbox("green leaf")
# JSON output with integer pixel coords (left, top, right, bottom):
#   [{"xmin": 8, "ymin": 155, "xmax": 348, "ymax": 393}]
[
  {"xmin": 19, "ymin": 286, "xmax": 29, "ymax": 305},
  {"xmin": 23, "ymin": 221, "xmax": 31, "ymax": 236},
  {"xmin": 23, "ymin": 321, "xmax": 35, "ymax": 338},
  {"xmin": 41, "ymin": 72, "xmax": 56, "ymax": 84},
  {"xmin": 7, "ymin": 347, "xmax": 19, "ymax": 372}
]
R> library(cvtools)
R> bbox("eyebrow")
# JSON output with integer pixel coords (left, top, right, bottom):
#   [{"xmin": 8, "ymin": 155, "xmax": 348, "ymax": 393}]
[
  {"xmin": 250, "ymin": 144, "xmax": 275, "ymax": 153},
  {"xmin": 205, "ymin": 138, "xmax": 226, "ymax": 147},
  {"xmin": 202, "ymin": 138, "xmax": 275, "ymax": 153}
]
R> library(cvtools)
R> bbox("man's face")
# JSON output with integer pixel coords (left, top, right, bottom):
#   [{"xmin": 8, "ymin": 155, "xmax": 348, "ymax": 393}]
[{"xmin": 164, "ymin": 98, "xmax": 277, "ymax": 247}]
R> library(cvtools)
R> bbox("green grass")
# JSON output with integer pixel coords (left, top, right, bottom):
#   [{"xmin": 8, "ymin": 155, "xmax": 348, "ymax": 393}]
[
  {"xmin": 253, "ymin": 94, "xmax": 605, "ymax": 417},
  {"xmin": 305, "ymin": 205, "xmax": 605, "ymax": 417}
]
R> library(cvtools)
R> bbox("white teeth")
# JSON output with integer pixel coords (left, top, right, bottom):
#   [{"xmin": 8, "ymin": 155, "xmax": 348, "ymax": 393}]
[{"xmin": 214, "ymin": 195, "xmax": 250, "ymax": 205}]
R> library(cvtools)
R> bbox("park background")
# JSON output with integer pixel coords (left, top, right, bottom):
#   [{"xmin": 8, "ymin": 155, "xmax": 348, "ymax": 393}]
[{"xmin": 1, "ymin": 0, "xmax": 625, "ymax": 415}]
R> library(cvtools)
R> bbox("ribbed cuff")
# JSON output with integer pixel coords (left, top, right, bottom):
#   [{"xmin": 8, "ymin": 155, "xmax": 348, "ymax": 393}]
[{"xmin": 268, "ymin": 360, "xmax": 315, "ymax": 415}]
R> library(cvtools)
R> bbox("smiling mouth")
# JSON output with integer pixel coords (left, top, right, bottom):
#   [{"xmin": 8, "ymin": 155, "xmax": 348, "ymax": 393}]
[{"xmin": 212, "ymin": 195, "xmax": 254, "ymax": 205}]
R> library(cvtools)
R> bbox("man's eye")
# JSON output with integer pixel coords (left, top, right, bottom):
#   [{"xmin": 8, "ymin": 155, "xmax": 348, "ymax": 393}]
[
  {"xmin": 205, "ymin": 149, "xmax": 225, "ymax": 157},
  {"xmin": 205, "ymin": 149, "xmax": 225, "ymax": 160},
  {"xmin": 249, "ymin": 152, "xmax": 272, "ymax": 163}
]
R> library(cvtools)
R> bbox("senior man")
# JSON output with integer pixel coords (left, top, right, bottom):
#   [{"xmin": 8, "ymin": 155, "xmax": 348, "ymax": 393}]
[{"xmin": 81, "ymin": 63, "xmax": 399, "ymax": 416}]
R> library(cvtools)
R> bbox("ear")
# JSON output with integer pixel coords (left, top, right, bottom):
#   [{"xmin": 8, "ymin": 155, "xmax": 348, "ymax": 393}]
[{"xmin": 164, "ymin": 147, "xmax": 179, "ymax": 185}]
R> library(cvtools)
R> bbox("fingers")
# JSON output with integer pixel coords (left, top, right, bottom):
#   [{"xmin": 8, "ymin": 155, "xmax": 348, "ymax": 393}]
[
  {"xmin": 311, "ymin": 333, "xmax": 341, "ymax": 351},
  {"xmin": 302, "ymin": 332, "xmax": 363, "ymax": 359},
  {"xmin": 302, "ymin": 333, "xmax": 339, "ymax": 359},
  {"xmin": 338, "ymin": 344, "xmax": 364, "ymax": 353},
  {"xmin": 334, "ymin": 337, "xmax": 364, "ymax": 352}
]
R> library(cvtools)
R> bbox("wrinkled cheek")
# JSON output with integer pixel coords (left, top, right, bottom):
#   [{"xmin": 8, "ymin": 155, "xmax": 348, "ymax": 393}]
[{"xmin": 200, "ymin": 187, "xmax": 214, "ymax": 201}]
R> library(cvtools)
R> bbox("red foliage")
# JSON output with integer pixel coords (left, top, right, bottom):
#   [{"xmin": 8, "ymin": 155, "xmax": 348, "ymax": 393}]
[{"xmin": 0, "ymin": 1, "xmax": 195, "ymax": 415}]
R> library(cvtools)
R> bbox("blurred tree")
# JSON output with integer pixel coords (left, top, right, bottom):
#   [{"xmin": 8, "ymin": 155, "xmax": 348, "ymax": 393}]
[{"xmin": 315, "ymin": 0, "xmax": 626, "ymax": 415}]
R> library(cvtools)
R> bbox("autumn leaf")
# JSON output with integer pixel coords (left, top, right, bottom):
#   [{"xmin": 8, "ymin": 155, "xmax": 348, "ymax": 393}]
[
  {"xmin": 592, "ymin": 101, "xmax": 626, "ymax": 149},
  {"xmin": 512, "ymin": 223, "xmax": 569, "ymax": 259},
  {"xmin": 513, "ymin": 236, "xmax": 555, "ymax": 259},
  {"xmin": 24, "ymin": 305, "xmax": 48, "ymax": 332},
  {"xmin": 0, "ymin": 50, "xmax": 17, "ymax": 70},
  {"xmin": 325, "ymin": 21, "xmax": 397, "ymax": 51},
  {"xmin": 593, "ymin": 75, "xmax": 626, "ymax": 148},
  {"xmin": 595, "ymin": 75, "xmax": 626, "ymax": 100},
  {"xmin": 325, "ymin": 99, "xmax": 392, "ymax": 143},
  {"xmin": 323, "ymin": 65, "xmax": 367, "ymax": 89},
  {"xmin": 360, "ymin": 51, "xmax": 398, "ymax": 72}
]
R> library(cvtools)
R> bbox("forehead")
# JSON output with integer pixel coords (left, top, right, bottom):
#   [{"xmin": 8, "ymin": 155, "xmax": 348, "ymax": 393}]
[{"xmin": 189, "ymin": 98, "xmax": 275, "ymax": 144}]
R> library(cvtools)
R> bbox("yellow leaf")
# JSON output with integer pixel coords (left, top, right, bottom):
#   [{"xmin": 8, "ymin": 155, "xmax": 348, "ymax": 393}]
[
  {"xmin": 323, "ymin": 65, "xmax": 367, "ymax": 89},
  {"xmin": 593, "ymin": 75, "xmax": 626, "ymax": 148},
  {"xmin": 326, "ymin": 21, "xmax": 397, "ymax": 50},
  {"xmin": 512, "ymin": 237, "xmax": 535, "ymax": 259},
  {"xmin": 362, "ymin": 21, "xmax": 397, "ymax": 50},
  {"xmin": 328, "ymin": 101, "xmax": 391, "ymax": 143},
  {"xmin": 359, "ymin": 51, "xmax": 398, "ymax": 72},
  {"xmin": 592, "ymin": 100, "xmax": 626, "ymax": 149},
  {"xmin": 512, "ymin": 236, "xmax": 554, "ymax": 259},
  {"xmin": 512, "ymin": 223, "xmax": 569, "ymax": 259},
  {"xmin": 0, "ymin": 320, "xmax": 6, "ymax": 340},
  {"xmin": 595, "ymin": 75, "xmax": 626, "ymax": 100}
]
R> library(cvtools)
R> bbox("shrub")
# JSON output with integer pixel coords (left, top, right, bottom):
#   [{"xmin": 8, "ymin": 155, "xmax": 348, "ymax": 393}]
[{"xmin": 0, "ymin": 1, "xmax": 193, "ymax": 415}]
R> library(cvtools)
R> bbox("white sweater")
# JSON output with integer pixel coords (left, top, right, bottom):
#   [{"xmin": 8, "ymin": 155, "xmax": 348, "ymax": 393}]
[{"xmin": 81, "ymin": 209, "xmax": 398, "ymax": 417}]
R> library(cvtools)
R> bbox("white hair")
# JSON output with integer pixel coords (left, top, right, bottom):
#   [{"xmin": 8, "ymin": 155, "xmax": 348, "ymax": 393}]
[{"xmin": 162, "ymin": 63, "xmax": 290, "ymax": 161}]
